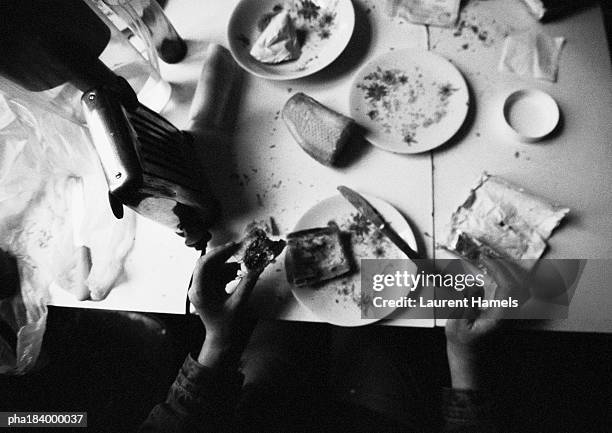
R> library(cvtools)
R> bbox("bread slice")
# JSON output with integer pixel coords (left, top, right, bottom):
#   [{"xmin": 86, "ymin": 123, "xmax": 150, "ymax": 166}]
[
  {"xmin": 282, "ymin": 93, "xmax": 355, "ymax": 166},
  {"xmin": 236, "ymin": 227, "xmax": 286, "ymax": 272},
  {"xmin": 285, "ymin": 222, "xmax": 351, "ymax": 287}
]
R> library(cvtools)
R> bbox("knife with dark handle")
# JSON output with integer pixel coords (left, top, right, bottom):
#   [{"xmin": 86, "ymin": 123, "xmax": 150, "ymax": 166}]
[{"xmin": 337, "ymin": 186, "xmax": 420, "ymax": 261}]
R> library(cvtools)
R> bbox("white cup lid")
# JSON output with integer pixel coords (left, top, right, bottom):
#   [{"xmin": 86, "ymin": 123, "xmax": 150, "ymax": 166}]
[{"xmin": 503, "ymin": 89, "xmax": 560, "ymax": 142}]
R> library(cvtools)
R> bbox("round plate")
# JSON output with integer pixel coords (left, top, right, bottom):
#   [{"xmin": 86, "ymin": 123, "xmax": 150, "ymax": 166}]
[
  {"xmin": 349, "ymin": 49, "xmax": 470, "ymax": 154},
  {"xmin": 228, "ymin": 0, "xmax": 355, "ymax": 81},
  {"xmin": 288, "ymin": 194, "xmax": 418, "ymax": 327}
]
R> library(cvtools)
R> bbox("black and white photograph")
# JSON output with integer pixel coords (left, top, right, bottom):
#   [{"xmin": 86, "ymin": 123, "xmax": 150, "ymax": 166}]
[{"xmin": 0, "ymin": 0, "xmax": 611, "ymax": 431}]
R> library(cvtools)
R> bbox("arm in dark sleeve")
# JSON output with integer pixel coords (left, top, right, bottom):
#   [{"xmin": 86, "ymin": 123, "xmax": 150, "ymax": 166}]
[
  {"xmin": 442, "ymin": 388, "xmax": 497, "ymax": 433},
  {"xmin": 139, "ymin": 354, "xmax": 244, "ymax": 433}
]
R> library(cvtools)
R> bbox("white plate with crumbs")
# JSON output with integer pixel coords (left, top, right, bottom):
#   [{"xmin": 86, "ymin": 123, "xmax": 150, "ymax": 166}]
[
  {"xmin": 350, "ymin": 49, "xmax": 470, "ymax": 154},
  {"xmin": 287, "ymin": 194, "xmax": 418, "ymax": 327},
  {"xmin": 503, "ymin": 89, "xmax": 559, "ymax": 142},
  {"xmin": 228, "ymin": 0, "xmax": 355, "ymax": 80}
]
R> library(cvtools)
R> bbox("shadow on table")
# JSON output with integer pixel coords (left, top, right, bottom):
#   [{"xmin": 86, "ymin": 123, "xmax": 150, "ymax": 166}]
[
  {"xmin": 541, "ymin": 104, "xmax": 565, "ymax": 142},
  {"xmin": 335, "ymin": 124, "xmax": 375, "ymax": 168}
]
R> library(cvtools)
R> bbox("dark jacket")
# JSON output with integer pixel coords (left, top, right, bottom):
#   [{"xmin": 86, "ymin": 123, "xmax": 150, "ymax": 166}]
[{"xmin": 140, "ymin": 354, "xmax": 496, "ymax": 433}]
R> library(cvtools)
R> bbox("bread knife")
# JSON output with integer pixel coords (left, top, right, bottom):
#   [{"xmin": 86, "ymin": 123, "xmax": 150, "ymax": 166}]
[{"xmin": 337, "ymin": 186, "xmax": 420, "ymax": 261}]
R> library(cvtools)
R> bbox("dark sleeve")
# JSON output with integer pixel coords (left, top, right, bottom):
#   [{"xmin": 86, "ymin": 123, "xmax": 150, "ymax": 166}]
[
  {"xmin": 442, "ymin": 388, "xmax": 497, "ymax": 433},
  {"xmin": 139, "ymin": 354, "xmax": 244, "ymax": 433}
]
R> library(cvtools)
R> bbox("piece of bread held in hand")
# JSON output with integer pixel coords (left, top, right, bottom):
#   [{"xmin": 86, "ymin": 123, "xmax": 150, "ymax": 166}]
[
  {"xmin": 282, "ymin": 93, "xmax": 356, "ymax": 166},
  {"xmin": 234, "ymin": 227, "xmax": 286, "ymax": 273}
]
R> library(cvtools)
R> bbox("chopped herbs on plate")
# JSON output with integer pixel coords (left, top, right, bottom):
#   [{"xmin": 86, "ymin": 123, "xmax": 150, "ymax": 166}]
[
  {"xmin": 296, "ymin": 0, "xmax": 320, "ymax": 20},
  {"xmin": 356, "ymin": 64, "xmax": 461, "ymax": 146}
]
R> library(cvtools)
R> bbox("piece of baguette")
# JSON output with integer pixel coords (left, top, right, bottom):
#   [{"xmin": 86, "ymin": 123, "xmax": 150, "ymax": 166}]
[
  {"xmin": 282, "ymin": 93, "xmax": 355, "ymax": 166},
  {"xmin": 188, "ymin": 44, "xmax": 242, "ymax": 131}
]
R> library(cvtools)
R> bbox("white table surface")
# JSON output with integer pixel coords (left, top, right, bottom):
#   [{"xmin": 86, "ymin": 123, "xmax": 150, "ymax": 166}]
[
  {"xmin": 161, "ymin": 0, "xmax": 435, "ymax": 327},
  {"xmin": 50, "ymin": 0, "xmax": 612, "ymax": 332},
  {"xmin": 429, "ymin": 2, "xmax": 612, "ymax": 332}
]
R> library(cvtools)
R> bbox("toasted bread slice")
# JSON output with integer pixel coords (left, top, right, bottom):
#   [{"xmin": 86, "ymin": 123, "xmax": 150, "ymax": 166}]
[
  {"xmin": 282, "ymin": 93, "xmax": 355, "ymax": 166},
  {"xmin": 286, "ymin": 222, "xmax": 351, "ymax": 287}
]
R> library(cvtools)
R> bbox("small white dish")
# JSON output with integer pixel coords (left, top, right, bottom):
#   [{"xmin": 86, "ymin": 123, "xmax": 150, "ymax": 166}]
[
  {"xmin": 503, "ymin": 89, "xmax": 560, "ymax": 142},
  {"xmin": 227, "ymin": 0, "xmax": 355, "ymax": 81}
]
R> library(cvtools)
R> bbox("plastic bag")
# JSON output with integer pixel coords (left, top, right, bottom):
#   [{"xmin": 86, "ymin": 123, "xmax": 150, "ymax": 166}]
[
  {"xmin": 0, "ymin": 89, "xmax": 136, "ymax": 374},
  {"xmin": 385, "ymin": 0, "xmax": 461, "ymax": 28},
  {"xmin": 499, "ymin": 30, "xmax": 565, "ymax": 82}
]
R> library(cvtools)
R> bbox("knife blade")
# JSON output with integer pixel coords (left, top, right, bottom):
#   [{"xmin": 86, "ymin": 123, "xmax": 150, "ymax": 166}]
[{"xmin": 337, "ymin": 186, "xmax": 420, "ymax": 261}]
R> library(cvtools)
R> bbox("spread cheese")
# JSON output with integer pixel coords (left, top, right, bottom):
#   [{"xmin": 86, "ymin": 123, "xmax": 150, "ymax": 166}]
[{"xmin": 250, "ymin": 10, "xmax": 302, "ymax": 64}]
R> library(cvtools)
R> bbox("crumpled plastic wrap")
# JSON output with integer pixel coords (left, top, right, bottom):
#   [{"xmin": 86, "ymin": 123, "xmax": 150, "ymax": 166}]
[
  {"xmin": 0, "ymin": 91, "xmax": 135, "ymax": 374},
  {"xmin": 499, "ymin": 30, "xmax": 566, "ymax": 82},
  {"xmin": 385, "ymin": 0, "xmax": 461, "ymax": 28},
  {"xmin": 445, "ymin": 173, "xmax": 569, "ymax": 271}
]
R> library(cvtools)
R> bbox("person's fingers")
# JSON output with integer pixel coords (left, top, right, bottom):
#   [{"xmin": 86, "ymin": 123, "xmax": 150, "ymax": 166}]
[
  {"xmin": 194, "ymin": 262, "xmax": 241, "ymax": 306},
  {"xmin": 189, "ymin": 243, "xmax": 238, "ymax": 306},
  {"xmin": 479, "ymin": 257, "xmax": 530, "ymax": 322},
  {"xmin": 479, "ymin": 256, "xmax": 514, "ymax": 285},
  {"xmin": 475, "ymin": 290, "xmax": 507, "ymax": 322},
  {"xmin": 462, "ymin": 303, "xmax": 481, "ymax": 323},
  {"xmin": 473, "ymin": 316, "xmax": 504, "ymax": 341},
  {"xmin": 480, "ymin": 256, "xmax": 528, "ymax": 298},
  {"xmin": 228, "ymin": 269, "xmax": 261, "ymax": 308},
  {"xmin": 192, "ymin": 242, "xmax": 239, "ymax": 283},
  {"xmin": 445, "ymin": 285, "xmax": 480, "ymax": 324},
  {"xmin": 444, "ymin": 319, "xmax": 459, "ymax": 341},
  {"xmin": 201, "ymin": 241, "xmax": 240, "ymax": 267},
  {"xmin": 217, "ymin": 262, "xmax": 241, "ymax": 284}
]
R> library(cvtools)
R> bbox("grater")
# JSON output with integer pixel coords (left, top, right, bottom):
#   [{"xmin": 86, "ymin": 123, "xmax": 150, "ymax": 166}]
[{"xmin": 81, "ymin": 85, "xmax": 219, "ymax": 250}]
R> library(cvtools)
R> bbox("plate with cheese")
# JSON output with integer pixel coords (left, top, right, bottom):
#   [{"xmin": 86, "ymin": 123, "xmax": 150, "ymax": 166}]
[{"xmin": 228, "ymin": 0, "xmax": 355, "ymax": 80}]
